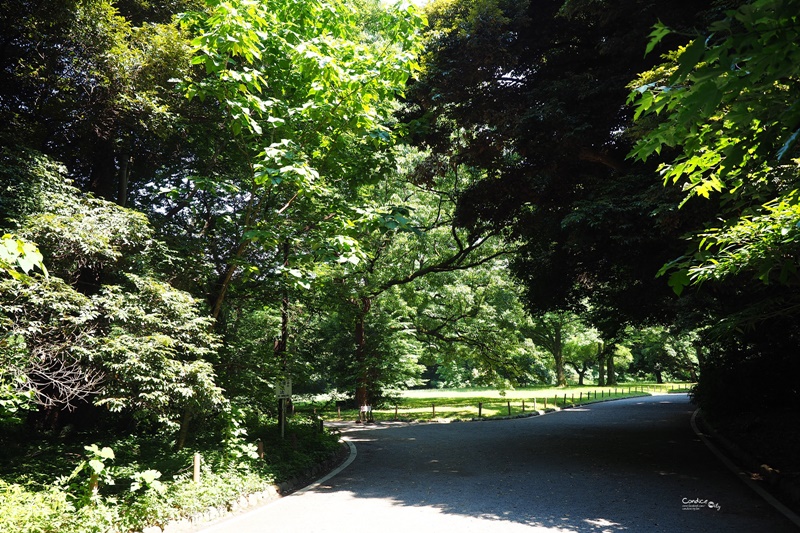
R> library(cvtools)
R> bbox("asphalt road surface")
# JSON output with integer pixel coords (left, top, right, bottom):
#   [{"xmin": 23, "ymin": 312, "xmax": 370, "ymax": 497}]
[{"xmin": 198, "ymin": 395, "xmax": 798, "ymax": 532}]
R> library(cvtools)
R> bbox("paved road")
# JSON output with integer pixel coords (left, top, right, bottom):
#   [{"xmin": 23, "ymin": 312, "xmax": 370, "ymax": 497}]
[{"xmin": 199, "ymin": 395, "xmax": 798, "ymax": 532}]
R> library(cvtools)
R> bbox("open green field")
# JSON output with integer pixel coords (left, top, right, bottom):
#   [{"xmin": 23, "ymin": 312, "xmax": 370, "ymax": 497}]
[{"xmin": 298, "ymin": 383, "xmax": 694, "ymax": 423}]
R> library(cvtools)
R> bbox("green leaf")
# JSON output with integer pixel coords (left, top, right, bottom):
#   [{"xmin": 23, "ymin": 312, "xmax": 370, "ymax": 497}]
[
  {"xmin": 645, "ymin": 22, "xmax": 672, "ymax": 56},
  {"xmin": 673, "ymin": 38, "xmax": 706, "ymax": 81},
  {"xmin": 88, "ymin": 459, "xmax": 105, "ymax": 474},
  {"xmin": 667, "ymin": 270, "xmax": 690, "ymax": 296}
]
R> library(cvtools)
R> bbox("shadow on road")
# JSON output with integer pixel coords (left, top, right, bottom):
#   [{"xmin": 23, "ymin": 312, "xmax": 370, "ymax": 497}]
[{"xmin": 304, "ymin": 395, "xmax": 796, "ymax": 533}]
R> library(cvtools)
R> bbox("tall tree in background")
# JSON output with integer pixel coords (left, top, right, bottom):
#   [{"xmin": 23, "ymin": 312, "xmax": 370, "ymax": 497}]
[{"xmin": 298, "ymin": 148, "xmax": 511, "ymax": 406}]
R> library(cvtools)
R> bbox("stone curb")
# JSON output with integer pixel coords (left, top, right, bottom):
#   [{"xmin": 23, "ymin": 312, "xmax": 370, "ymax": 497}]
[
  {"xmin": 694, "ymin": 410, "xmax": 800, "ymax": 512},
  {"xmin": 137, "ymin": 442, "xmax": 351, "ymax": 533}
]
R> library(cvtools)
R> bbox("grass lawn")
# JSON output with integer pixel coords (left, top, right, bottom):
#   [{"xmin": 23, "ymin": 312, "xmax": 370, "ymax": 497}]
[{"xmin": 297, "ymin": 382, "xmax": 694, "ymax": 422}]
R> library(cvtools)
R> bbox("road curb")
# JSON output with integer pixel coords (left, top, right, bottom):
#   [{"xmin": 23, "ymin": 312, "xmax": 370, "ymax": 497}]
[{"xmin": 691, "ymin": 409, "xmax": 800, "ymax": 528}]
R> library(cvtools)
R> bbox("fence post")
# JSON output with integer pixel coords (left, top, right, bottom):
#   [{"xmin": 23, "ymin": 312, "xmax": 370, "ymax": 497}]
[
  {"xmin": 193, "ymin": 453, "xmax": 201, "ymax": 484},
  {"xmin": 432, "ymin": 403, "xmax": 435, "ymax": 417},
  {"xmin": 579, "ymin": 391, "xmax": 583, "ymax": 402},
  {"xmin": 522, "ymin": 399, "xmax": 526, "ymax": 412},
  {"xmin": 394, "ymin": 405, "xmax": 398, "ymax": 420},
  {"xmin": 533, "ymin": 398, "xmax": 537, "ymax": 410},
  {"xmin": 478, "ymin": 402, "xmax": 483, "ymax": 417},
  {"xmin": 507, "ymin": 401, "xmax": 511, "ymax": 416},
  {"xmin": 563, "ymin": 394, "xmax": 567, "ymax": 407}
]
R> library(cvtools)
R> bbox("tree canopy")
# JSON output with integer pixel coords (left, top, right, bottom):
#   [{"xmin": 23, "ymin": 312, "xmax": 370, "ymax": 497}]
[
  {"xmin": 404, "ymin": 0, "xmax": 718, "ymax": 334},
  {"xmin": 629, "ymin": 0, "xmax": 800, "ymax": 298}
]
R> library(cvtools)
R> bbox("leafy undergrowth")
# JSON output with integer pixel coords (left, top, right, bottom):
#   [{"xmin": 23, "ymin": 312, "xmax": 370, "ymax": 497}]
[{"xmin": 0, "ymin": 416, "xmax": 341, "ymax": 533}]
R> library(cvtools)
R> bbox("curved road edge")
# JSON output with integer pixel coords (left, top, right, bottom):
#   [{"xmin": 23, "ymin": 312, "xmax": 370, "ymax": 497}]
[{"xmin": 290, "ymin": 438, "xmax": 358, "ymax": 496}]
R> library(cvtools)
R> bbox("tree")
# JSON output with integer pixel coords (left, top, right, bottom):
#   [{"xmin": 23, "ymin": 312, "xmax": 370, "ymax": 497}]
[
  {"xmin": 175, "ymin": 0, "xmax": 426, "ymax": 322},
  {"xmin": 0, "ymin": 151, "xmax": 224, "ymax": 443},
  {"xmin": 563, "ymin": 327, "xmax": 602, "ymax": 386},
  {"xmin": 628, "ymin": 0, "xmax": 800, "ymax": 302},
  {"xmin": 298, "ymin": 148, "xmax": 511, "ymax": 406},
  {"xmin": 626, "ymin": 0, "xmax": 800, "ymax": 414},
  {"xmin": 624, "ymin": 327, "xmax": 699, "ymax": 384},
  {"xmin": 411, "ymin": 265, "xmax": 539, "ymax": 387},
  {"xmin": 0, "ymin": 0, "xmax": 200, "ymax": 203},
  {"xmin": 406, "ymin": 0, "xmax": 718, "ymax": 333},
  {"xmin": 521, "ymin": 311, "xmax": 598, "ymax": 387}
]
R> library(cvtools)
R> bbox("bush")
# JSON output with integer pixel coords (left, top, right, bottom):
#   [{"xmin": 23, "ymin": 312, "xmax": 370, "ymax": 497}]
[
  {"xmin": 0, "ymin": 480, "xmax": 120, "ymax": 533},
  {"xmin": 0, "ymin": 415, "xmax": 342, "ymax": 533}
]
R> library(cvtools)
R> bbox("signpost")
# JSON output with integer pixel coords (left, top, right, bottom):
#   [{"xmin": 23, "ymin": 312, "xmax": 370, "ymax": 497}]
[
  {"xmin": 276, "ymin": 378, "xmax": 291, "ymax": 439},
  {"xmin": 275, "ymin": 377, "xmax": 292, "ymax": 399}
]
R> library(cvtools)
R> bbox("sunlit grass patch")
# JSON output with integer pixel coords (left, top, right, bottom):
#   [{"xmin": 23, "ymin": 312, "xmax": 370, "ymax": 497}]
[{"xmin": 299, "ymin": 383, "xmax": 694, "ymax": 422}]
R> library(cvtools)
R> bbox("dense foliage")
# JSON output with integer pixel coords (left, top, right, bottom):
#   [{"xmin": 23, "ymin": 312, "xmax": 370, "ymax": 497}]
[
  {"xmin": 2, "ymin": 0, "xmax": 797, "ymax": 530},
  {"xmin": 625, "ymin": 0, "xmax": 800, "ymax": 418}
]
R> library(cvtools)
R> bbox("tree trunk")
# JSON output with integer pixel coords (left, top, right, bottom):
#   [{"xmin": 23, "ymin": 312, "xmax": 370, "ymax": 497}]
[
  {"xmin": 554, "ymin": 349, "xmax": 566, "ymax": 387},
  {"xmin": 354, "ymin": 296, "xmax": 371, "ymax": 408},
  {"xmin": 90, "ymin": 137, "xmax": 118, "ymax": 202},
  {"xmin": 117, "ymin": 151, "xmax": 130, "ymax": 207},
  {"xmin": 275, "ymin": 241, "xmax": 290, "ymax": 431},
  {"xmin": 692, "ymin": 344, "xmax": 703, "ymax": 382},
  {"xmin": 597, "ymin": 342, "xmax": 606, "ymax": 386},
  {"xmin": 210, "ymin": 239, "xmax": 250, "ymax": 322},
  {"xmin": 655, "ymin": 369, "xmax": 663, "ymax": 384},
  {"xmin": 567, "ymin": 362, "xmax": 587, "ymax": 386},
  {"xmin": 606, "ymin": 348, "xmax": 616, "ymax": 385},
  {"xmin": 553, "ymin": 322, "xmax": 566, "ymax": 386},
  {"xmin": 176, "ymin": 409, "xmax": 192, "ymax": 451}
]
